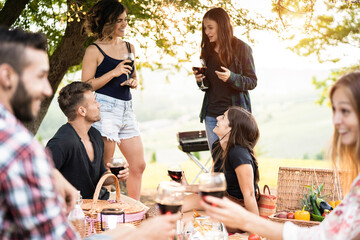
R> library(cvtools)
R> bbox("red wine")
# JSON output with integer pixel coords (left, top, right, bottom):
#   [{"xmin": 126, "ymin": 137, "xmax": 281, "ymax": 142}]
[
  {"xmin": 157, "ymin": 203, "xmax": 182, "ymax": 215},
  {"xmin": 192, "ymin": 67, "xmax": 206, "ymax": 75},
  {"xmin": 168, "ymin": 170, "xmax": 182, "ymax": 183},
  {"xmin": 124, "ymin": 60, "xmax": 134, "ymax": 68},
  {"xmin": 200, "ymin": 190, "xmax": 225, "ymax": 199},
  {"xmin": 110, "ymin": 166, "xmax": 125, "ymax": 175}
]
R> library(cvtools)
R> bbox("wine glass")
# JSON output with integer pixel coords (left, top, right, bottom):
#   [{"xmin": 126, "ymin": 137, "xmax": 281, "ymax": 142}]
[
  {"xmin": 156, "ymin": 182, "xmax": 185, "ymax": 240},
  {"xmin": 168, "ymin": 163, "xmax": 183, "ymax": 183},
  {"xmin": 109, "ymin": 156, "xmax": 127, "ymax": 176},
  {"xmin": 199, "ymin": 172, "xmax": 226, "ymax": 204},
  {"xmin": 156, "ymin": 181, "xmax": 185, "ymax": 215},
  {"xmin": 192, "ymin": 58, "xmax": 208, "ymax": 90},
  {"xmin": 123, "ymin": 52, "xmax": 135, "ymax": 85}
]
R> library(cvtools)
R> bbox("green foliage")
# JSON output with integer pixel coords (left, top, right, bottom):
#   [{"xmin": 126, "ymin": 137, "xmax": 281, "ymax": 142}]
[
  {"xmin": 289, "ymin": 2, "xmax": 360, "ymax": 63},
  {"xmin": 272, "ymin": 0, "xmax": 315, "ymax": 30},
  {"xmin": 150, "ymin": 151, "xmax": 157, "ymax": 163},
  {"xmin": 192, "ymin": 151, "xmax": 200, "ymax": 160},
  {"xmin": 2, "ymin": 0, "xmax": 281, "ymax": 75},
  {"xmin": 312, "ymin": 63, "xmax": 360, "ymax": 105},
  {"xmin": 301, "ymin": 191, "xmax": 314, "ymax": 212},
  {"xmin": 273, "ymin": 0, "xmax": 360, "ymax": 104},
  {"xmin": 315, "ymin": 150, "xmax": 324, "ymax": 160},
  {"xmin": 36, "ymin": 134, "xmax": 43, "ymax": 145},
  {"xmin": 301, "ymin": 182, "xmax": 330, "ymax": 212},
  {"xmin": 12, "ymin": 0, "xmax": 69, "ymax": 55}
]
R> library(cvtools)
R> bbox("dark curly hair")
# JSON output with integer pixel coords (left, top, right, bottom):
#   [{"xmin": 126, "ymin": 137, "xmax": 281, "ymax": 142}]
[
  {"xmin": 58, "ymin": 82, "xmax": 93, "ymax": 121},
  {"xmin": 84, "ymin": 0, "xmax": 126, "ymax": 40}
]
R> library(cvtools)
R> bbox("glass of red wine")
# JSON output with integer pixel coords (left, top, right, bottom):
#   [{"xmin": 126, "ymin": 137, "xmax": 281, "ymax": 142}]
[
  {"xmin": 199, "ymin": 172, "xmax": 226, "ymax": 204},
  {"xmin": 109, "ymin": 157, "xmax": 127, "ymax": 176},
  {"xmin": 192, "ymin": 58, "xmax": 208, "ymax": 90},
  {"xmin": 168, "ymin": 164, "xmax": 183, "ymax": 183},
  {"xmin": 156, "ymin": 181, "xmax": 185, "ymax": 215},
  {"xmin": 123, "ymin": 52, "xmax": 135, "ymax": 85}
]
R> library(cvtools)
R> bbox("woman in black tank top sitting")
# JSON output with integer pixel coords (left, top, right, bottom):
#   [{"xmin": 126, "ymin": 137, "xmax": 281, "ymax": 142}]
[{"xmin": 81, "ymin": 0, "xmax": 145, "ymax": 200}]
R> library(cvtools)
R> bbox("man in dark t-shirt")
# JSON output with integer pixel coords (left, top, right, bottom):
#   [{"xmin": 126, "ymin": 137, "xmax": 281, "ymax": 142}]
[{"xmin": 46, "ymin": 82, "xmax": 129, "ymax": 199}]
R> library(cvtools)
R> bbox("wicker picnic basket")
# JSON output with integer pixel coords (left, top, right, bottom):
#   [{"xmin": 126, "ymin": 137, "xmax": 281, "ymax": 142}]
[
  {"xmin": 268, "ymin": 167, "xmax": 344, "ymax": 227},
  {"xmin": 80, "ymin": 174, "xmax": 148, "ymax": 236}
]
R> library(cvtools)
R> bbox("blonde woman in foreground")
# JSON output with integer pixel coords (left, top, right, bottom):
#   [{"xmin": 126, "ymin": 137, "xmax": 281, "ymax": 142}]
[{"xmin": 201, "ymin": 71, "xmax": 360, "ymax": 240}]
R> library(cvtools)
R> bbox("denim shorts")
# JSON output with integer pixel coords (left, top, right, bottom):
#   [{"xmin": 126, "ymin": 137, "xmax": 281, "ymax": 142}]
[{"xmin": 92, "ymin": 93, "xmax": 140, "ymax": 143}]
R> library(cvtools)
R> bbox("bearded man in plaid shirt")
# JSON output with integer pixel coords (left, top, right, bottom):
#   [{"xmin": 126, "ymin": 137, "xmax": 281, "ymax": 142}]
[
  {"xmin": 0, "ymin": 27, "xmax": 81, "ymax": 239},
  {"xmin": 0, "ymin": 27, "xmax": 179, "ymax": 240}
]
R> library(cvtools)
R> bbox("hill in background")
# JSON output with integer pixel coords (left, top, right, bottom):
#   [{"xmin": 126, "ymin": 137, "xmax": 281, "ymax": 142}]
[{"xmin": 38, "ymin": 67, "xmax": 333, "ymax": 162}]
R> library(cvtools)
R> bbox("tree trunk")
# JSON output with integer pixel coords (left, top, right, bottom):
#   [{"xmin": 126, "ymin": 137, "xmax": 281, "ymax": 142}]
[
  {"xmin": 23, "ymin": 18, "xmax": 88, "ymax": 134},
  {"xmin": 0, "ymin": 0, "xmax": 30, "ymax": 27}
]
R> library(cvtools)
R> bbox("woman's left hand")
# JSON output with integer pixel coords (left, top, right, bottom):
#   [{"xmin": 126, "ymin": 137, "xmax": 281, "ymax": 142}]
[
  {"xmin": 121, "ymin": 78, "xmax": 138, "ymax": 89},
  {"xmin": 215, "ymin": 67, "xmax": 230, "ymax": 82}
]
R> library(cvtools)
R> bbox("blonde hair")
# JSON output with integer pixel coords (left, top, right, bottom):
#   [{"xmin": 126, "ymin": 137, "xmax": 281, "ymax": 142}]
[{"xmin": 329, "ymin": 71, "xmax": 360, "ymax": 190}]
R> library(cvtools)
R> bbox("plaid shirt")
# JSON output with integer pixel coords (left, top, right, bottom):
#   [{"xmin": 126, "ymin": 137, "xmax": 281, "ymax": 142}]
[
  {"xmin": 198, "ymin": 38, "xmax": 257, "ymax": 122},
  {"xmin": 0, "ymin": 104, "xmax": 80, "ymax": 240}
]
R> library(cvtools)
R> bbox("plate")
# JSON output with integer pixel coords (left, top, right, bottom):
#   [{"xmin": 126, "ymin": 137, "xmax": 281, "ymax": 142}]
[{"xmin": 183, "ymin": 216, "xmax": 228, "ymax": 240}]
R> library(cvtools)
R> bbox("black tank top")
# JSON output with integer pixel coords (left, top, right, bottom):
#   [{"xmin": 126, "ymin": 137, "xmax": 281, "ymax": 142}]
[{"xmin": 92, "ymin": 42, "xmax": 134, "ymax": 100}]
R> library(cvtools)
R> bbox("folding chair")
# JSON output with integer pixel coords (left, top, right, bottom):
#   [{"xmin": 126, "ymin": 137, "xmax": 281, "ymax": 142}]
[{"xmin": 177, "ymin": 130, "xmax": 212, "ymax": 184}]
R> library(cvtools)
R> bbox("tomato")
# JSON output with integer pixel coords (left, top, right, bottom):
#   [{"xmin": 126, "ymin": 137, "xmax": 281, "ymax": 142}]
[
  {"xmin": 287, "ymin": 212, "xmax": 295, "ymax": 219},
  {"xmin": 248, "ymin": 233, "xmax": 261, "ymax": 240},
  {"xmin": 322, "ymin": 210, "xmax": 331, "ymax": 217}
]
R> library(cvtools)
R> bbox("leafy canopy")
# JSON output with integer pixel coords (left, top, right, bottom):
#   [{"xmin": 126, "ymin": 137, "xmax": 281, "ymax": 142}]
[{"xmin": 273, "ymin": 0, "xmax": 360, "ymax": 104}]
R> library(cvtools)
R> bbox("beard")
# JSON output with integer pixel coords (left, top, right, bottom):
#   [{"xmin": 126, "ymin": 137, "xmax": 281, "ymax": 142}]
[
  {"xmin": 85, "ymin": 112, "xmax": 101, "ymax": 124},
  {"xmin": 10, "ymin": 78, "xmax": 35, "ymax": 122}
]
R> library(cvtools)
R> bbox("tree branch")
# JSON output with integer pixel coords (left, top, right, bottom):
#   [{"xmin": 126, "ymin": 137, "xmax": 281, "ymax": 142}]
[
  {"xmin": 0, "ymin": 0, "xmax": 30, "ymax": 27},
  {"xmin": 24, "ymin": 17, "xmax": 89, "ymax": 134}
]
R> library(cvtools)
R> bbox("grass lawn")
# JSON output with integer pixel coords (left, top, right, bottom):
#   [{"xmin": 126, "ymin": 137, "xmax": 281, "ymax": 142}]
[{"xmin": 141, "ymin": 157, "xmax": 332, "ymax": 191}]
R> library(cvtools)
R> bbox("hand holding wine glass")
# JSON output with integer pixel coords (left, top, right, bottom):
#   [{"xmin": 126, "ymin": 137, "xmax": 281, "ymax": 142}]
[
  {"xmin": 112, "ymin": 60, "xmax": 131, "ymax": 78},
  {"xmin": 122, "ymin": 52, "xmax": 135, "ymax": 86},
  {"xmin": 156, "ymin": 181, "xmax": 185, "ymax": 215},
  {"xmin": 108, "ymin": 157, "xmax": 128, "ymax": 181},
  {"xmin": 192, "ymin": 58, "xmax": 208, "ymax": 90},
  {"xmin": 199, "ymin": 172, "xmax": 226, "ymax": 205}
]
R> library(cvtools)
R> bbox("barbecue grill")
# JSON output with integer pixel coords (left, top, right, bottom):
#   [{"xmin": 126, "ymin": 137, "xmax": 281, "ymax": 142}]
[{"xmin": 177, "ymin": 130, "xmax": 211, "ymax": 183}]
